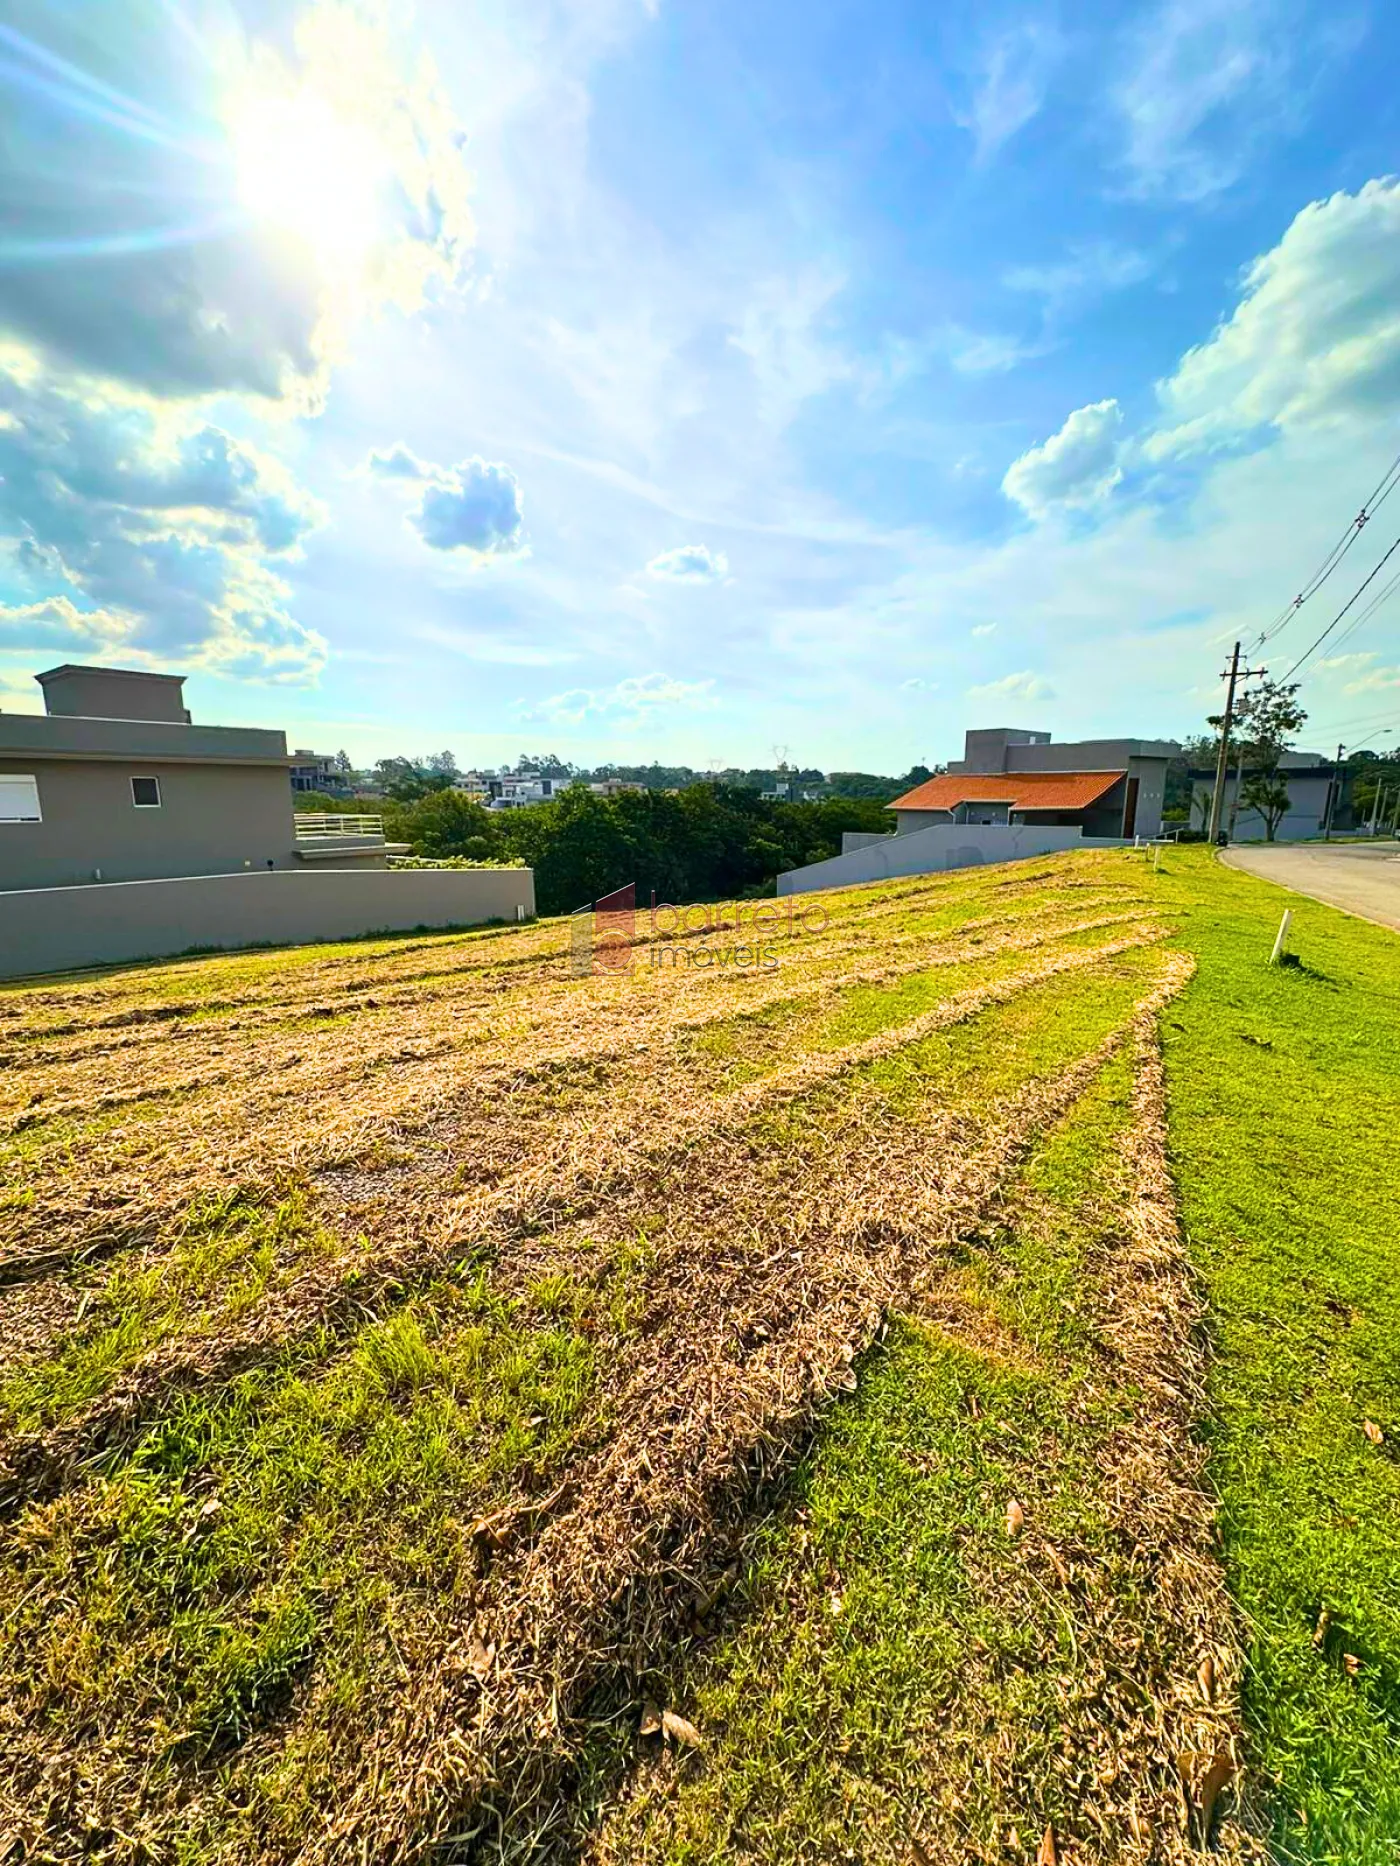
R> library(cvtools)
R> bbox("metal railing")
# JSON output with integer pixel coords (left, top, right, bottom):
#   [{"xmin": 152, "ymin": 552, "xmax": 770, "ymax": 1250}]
[{"xmin": 294, "ymin": 813, "xmax": 385, "ymax": 840}]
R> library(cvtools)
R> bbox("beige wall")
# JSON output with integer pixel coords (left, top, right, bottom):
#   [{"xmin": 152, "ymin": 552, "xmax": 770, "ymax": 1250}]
[
  {"xmin": 0, "ymin": 757, "xmax": 297, "ymax": 890},
  {"xmin": 0, "ymin": 867, "xmax": 536, "ymax": 980}
]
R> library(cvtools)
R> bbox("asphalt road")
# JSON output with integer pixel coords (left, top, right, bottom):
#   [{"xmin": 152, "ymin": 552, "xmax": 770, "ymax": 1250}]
[{"xmin": 1221, "ymin": 842, "xmax": 1400, "ymax": 933}]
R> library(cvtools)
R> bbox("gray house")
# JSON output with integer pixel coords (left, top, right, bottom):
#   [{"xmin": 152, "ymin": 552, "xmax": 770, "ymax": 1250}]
[
  {"xmin": 0, "ymin": 664, "xmax": 535, "ymax": 980},
  {"xmin": 778, "ymin": 724, "xmax": 1178, "ymax": 897},
  {"xmin": 0, "ymin": 664, "xmax": 397, "ymax": 892},
  {"xmin": 898, "ymin": 727, "xmax": 1177, "ymax": 841},
  {"xmin": 1189, "ymin": 751, "xmax": 1337, "ymax": 841}
]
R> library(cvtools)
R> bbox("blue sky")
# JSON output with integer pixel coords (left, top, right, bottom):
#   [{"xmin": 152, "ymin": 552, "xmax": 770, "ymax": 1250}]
[{"xmin": 2, "ymin": 0, "xmax": 1400, "ymax": 771}]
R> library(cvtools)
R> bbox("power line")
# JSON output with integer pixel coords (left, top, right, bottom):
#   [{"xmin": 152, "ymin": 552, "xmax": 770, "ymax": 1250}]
[
  {"xmin": 1278, "ymin": 528, "xmax": 1400, "ymax": 684},
  {"xmin": 1251, "ymin": 447, "xmax": 1400, "ymax": 651},
  {"xmin": 1306, "ymin": 704, "xmax": 1400, "ymax": 739},
  {"xmin": 1301, "ymin": 560, "xmax": 1400, "ymax": 666}
]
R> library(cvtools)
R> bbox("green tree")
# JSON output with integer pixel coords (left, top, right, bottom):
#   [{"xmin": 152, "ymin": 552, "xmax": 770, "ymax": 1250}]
[
  {"xmin": 1231, "ymin": 680, "xmax": 1307, "ymax": 841},
  {"xmin": 372, "ymin": 757, "xmax": 453, "ymax": 802},
  {"xmin": 384, "ymin": 789, "xmax": 497, "ymax": 858}
]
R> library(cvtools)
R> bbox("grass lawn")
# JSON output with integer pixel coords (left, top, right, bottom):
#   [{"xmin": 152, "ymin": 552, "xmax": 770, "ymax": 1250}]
[
  {"xmin": 0, "ymin": 848, "xmax": 1396, "ymax": 1862},
  {"xmin": 588, "ymin": 853, "xmax": 1400, "ymax": 1865}
]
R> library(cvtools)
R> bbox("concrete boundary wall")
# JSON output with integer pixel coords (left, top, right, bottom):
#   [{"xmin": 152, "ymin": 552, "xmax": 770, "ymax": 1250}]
[
  {"xmin": 0, "ymin": 867, "xmax": 535, "ymax": 980},
  {"xmin": 777, "ymin": 823, "xmax": 1125, "ymax": 896}
]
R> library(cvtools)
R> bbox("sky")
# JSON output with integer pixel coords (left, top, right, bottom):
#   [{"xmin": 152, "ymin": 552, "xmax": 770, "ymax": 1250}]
[{"xmin": 2, "ymin": 0, "xmax": 1400, "ymax": 773}]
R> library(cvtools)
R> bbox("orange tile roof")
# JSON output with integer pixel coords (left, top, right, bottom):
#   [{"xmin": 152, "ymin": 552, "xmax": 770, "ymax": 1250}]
[{"xmin": 890, "ymin": 770, "xmax": 1124, "ymax": 813}]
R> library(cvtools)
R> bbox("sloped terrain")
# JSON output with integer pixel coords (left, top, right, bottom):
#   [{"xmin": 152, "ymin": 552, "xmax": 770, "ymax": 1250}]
[{"xmin": 0, "ymin": 849, "xmax": 1396, "ymax": 1863}]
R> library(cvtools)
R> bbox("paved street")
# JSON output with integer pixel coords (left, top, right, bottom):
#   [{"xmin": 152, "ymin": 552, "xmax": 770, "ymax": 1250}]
[{"xmin": 1222, "ymin": 842, "xmax": 1400, "ymax": 933}]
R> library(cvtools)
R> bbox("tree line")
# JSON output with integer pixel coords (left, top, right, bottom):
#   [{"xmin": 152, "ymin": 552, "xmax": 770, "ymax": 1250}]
[
  {"xmin": 364, "ymin": 783, "xmax": 896, "ymax": 915},
  {"xmin": 331, "ymin": 751, "xmax": 933, "ymax": 805}
]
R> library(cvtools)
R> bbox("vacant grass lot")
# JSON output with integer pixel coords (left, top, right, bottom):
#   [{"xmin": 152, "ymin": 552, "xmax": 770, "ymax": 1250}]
[{"xmin": 0, "ymin": 849, "xmax": 1395, "ymax": 1864}]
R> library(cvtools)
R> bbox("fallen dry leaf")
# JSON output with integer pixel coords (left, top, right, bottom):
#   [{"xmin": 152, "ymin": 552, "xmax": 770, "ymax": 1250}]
[
  {"xmin": 1198, "ymin": 1744, "xmax": 1234, "ymax": 1838},
  {"xmin": 639, "ymin": 1702, "xmax": 662, "ymax": 1737},
  {"xmin": 1313, "ymin": 1606, "xmax": 1331, "ymax": 1649},
  {"xmin": 1344, "ymin": 1652, "xmax": 1362, "ymax": 1678},
  {"xmin": 1006, "ymin": 1499, "xmax": 1025, "ymax": 1536},
  {"xmin": 662, "ymin": 1709, "xmax": 704, "ymax": 1748},
  {"xmin": 1037, "ymin": 1821, "xmax": 1058, "ymax": 1864},
  {"xmin": 1363, "ymin": 1419, "xmax": 1384, "ymax": 1445},
  {"xmin": 466, "ymin": 1629, "xmax": 495, "ymax": 1683},
  {"xmin": 1047, "ymin": 1545, "xmax": 1070, "ymax": 1588},
  {"xmin": 1198, "ymin": 1653, "xmax": 1215, "ymax": 1702}
]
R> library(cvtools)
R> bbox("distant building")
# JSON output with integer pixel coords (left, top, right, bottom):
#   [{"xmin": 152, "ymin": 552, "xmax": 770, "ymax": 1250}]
[
  {"xmin": 493, "ymin": 771, "xmax": 571, "ymax": 809},
  {"xmin": 289, "ymin": 749, "xmax": 349, "ymax": 796},
  {"xmin": 452, "ymin": 770, "xmax": 498, "ymax": 804},
  {"xmin": 0, "ymin": 664, "xmax": 535, "ymax": 978},
  {"xmin": 1189, "ymin": 750, "xmax": 1337, "ymax": 841},
  {"xmin": 775, "ymin": 724, "xmax": 1179, "ymax": 897},
  {"xmin": 588, "ymin": 777, "xmax": 646, "ymax": 798},
  {"xmin": 0, "ymin": 665, "xmax": 400, "ymax": 892},
  {"xmin": 893, "ymin": 727, "xmax": 1178, "ymax": 840}
]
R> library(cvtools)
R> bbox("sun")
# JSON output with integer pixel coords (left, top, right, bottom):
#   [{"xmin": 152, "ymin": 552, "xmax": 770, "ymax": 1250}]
[{"xmin": 229, "ymin": 85, "xmax": 387, "ymax": 265}]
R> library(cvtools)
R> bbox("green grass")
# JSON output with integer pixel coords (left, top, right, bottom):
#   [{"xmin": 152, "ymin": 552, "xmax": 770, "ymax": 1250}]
[
  {"xmin": 0, "ymin": 1246, "xmax": 641, "ymax": 1850},
  {"xmin": 587, "ymin": 850, "xmax": 1400, "ymax": 1863},
  {"xmin": 1155, "ymin": 857, "xmax": 1400, "ymax": 1863},
  {"xmin": 6, "ymin": 848, "xmax": 1399, "ymax": 1858},
  {"xmin": 590, "ymin": 1063, "xmax": 1146, "ymax": 1862},
  {"xmin": 0, "ymin": 1188, "xmax": 347, "ymax": 1431}
]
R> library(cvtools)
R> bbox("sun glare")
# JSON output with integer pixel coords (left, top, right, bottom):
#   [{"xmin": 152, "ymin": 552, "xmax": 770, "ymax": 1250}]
[{"xmin": 230, "ymin": 87, "xmax": 386, "ymax": 264}]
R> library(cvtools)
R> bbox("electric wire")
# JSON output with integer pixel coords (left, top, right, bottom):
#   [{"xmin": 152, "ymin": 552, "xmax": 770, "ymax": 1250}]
[
  {"xmin": 1250, "ymin": 448, "xmax": 1400, "ymax": 651},
  {"xmin": 1278, "ymin": 529, "xmax": 1400, "ymax": 684}
]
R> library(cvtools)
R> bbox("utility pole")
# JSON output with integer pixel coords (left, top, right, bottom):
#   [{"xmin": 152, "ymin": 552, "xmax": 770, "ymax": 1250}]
[
  {"xmin": 1321, "ymin": 742, "xmax": 1346, "ymax": 841},
  {"xmin": 1207, "ymin": 643, "xmax": 1268, "ymax": 844},
  {"xmin": 1373, "ymin": 776, "xmax": 1396, "ymax": 835}
]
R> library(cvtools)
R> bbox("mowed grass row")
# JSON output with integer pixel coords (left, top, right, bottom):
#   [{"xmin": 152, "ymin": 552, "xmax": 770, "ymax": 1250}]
[
  {"xmin": 3, "ymin": 848, "xmax": 1395, "ymax": 1862},
  {"xmin": 0, "ymin": 901, "xmax": 1157, "ymax": 1435},
  {"xmin": 0, "ymin": 907, "xmax": 1172, "ymax": 1858},
  {"xmin": 576, "ymin": 851, "xmax": 1400, "ymax": 1866},
  {"xmin": 587, "ymin": 1059, "xmax": 1169, "ymax": 1865}
]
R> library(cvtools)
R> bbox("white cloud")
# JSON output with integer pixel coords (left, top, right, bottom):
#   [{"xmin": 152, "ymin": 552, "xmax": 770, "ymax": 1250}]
[
  {"xmin": 728, "ymin": 270, "xmax": 854, "ymax": 424},
  {"xmin": 0, "ymin": 595, "xmax": 132, "ymax": 652},
  {"xmin": 971, "ymin": 622, "xmax": 997, "ymax": 638},
  {"xmin": 1002, "ymin": 399, "xmax": 1124, "ymax": 520},
  {"xmin": 520, "ymin": 671, "xmax": 714, "ymax": 727},
  {"xmin": 364, "ymin": 446, "xmax": 526, "ymax": 559},
  {"xmin": 410, "ymin": 460, "xmax": 525, "ymax": 558},
  {"xmin": 646, "ymin": 544, "xmax": 729, "ymax": 582},
  {"xmin": 940, "ymin": 326, "xmax": 1043, "ymax": 377},
  {"xmin": 952, "ymin": 19, "xmax": 1063, "ymax": 164},
  {"xmin": 901, "ymin": 676, "xmax": 936, "ymax": 691},
  {"xmin": 1150, "ymin": 180, "xmax": 1400, "ymax": 457},
  {"xmin": 366, "ymin": 444, "xmax": 433, "ymax": 482},
  {"xmin": 0, "ymin": 359, "xmax": 328, "ymax": 679},
  {"xmin": 1110, "ymin": 0, "xmax": 1358, "ymax": 205},
  {"xmin": 1317, "ymin": 650, "xmax": 1376, "ymax": 673},
  {"xmin": 967, "ymin": 669, "xmax": 1056, "ymax": 705},
  {"xmin": 1343, "ymin": 665, "xmax": 1400, "ymax": 696},
  {"xmin": 1005, "ymin": 243, "xmax": 1154, "ymax": 319}
]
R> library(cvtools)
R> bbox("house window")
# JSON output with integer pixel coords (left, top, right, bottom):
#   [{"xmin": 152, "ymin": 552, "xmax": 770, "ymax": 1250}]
[
  {"xmin": 0, "ymin": 774, "xmax": 41, "ymax": 823},
  {"xmin": 131, "ymin": 775, "xmax": 162, "ymax": 808}
]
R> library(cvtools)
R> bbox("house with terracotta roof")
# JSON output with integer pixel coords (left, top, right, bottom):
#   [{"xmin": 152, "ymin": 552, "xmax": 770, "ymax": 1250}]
[
  {"xmin": 776, "ymin": 726, "xmax": 1179, "ymax": 898},
  {"xmin": 890, "ymin": 728, "xmax": 1177, "ymax": 841}
]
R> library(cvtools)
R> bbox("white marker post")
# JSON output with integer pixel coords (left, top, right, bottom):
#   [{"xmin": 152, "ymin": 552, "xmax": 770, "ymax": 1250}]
[
  {"xmin": 1269, "ymin": 909, "xmax": 1292, "ymax": 966},
  {"xmin": 1153, "ymin": 843, "xmax": 1161, "ymax": 872}
]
